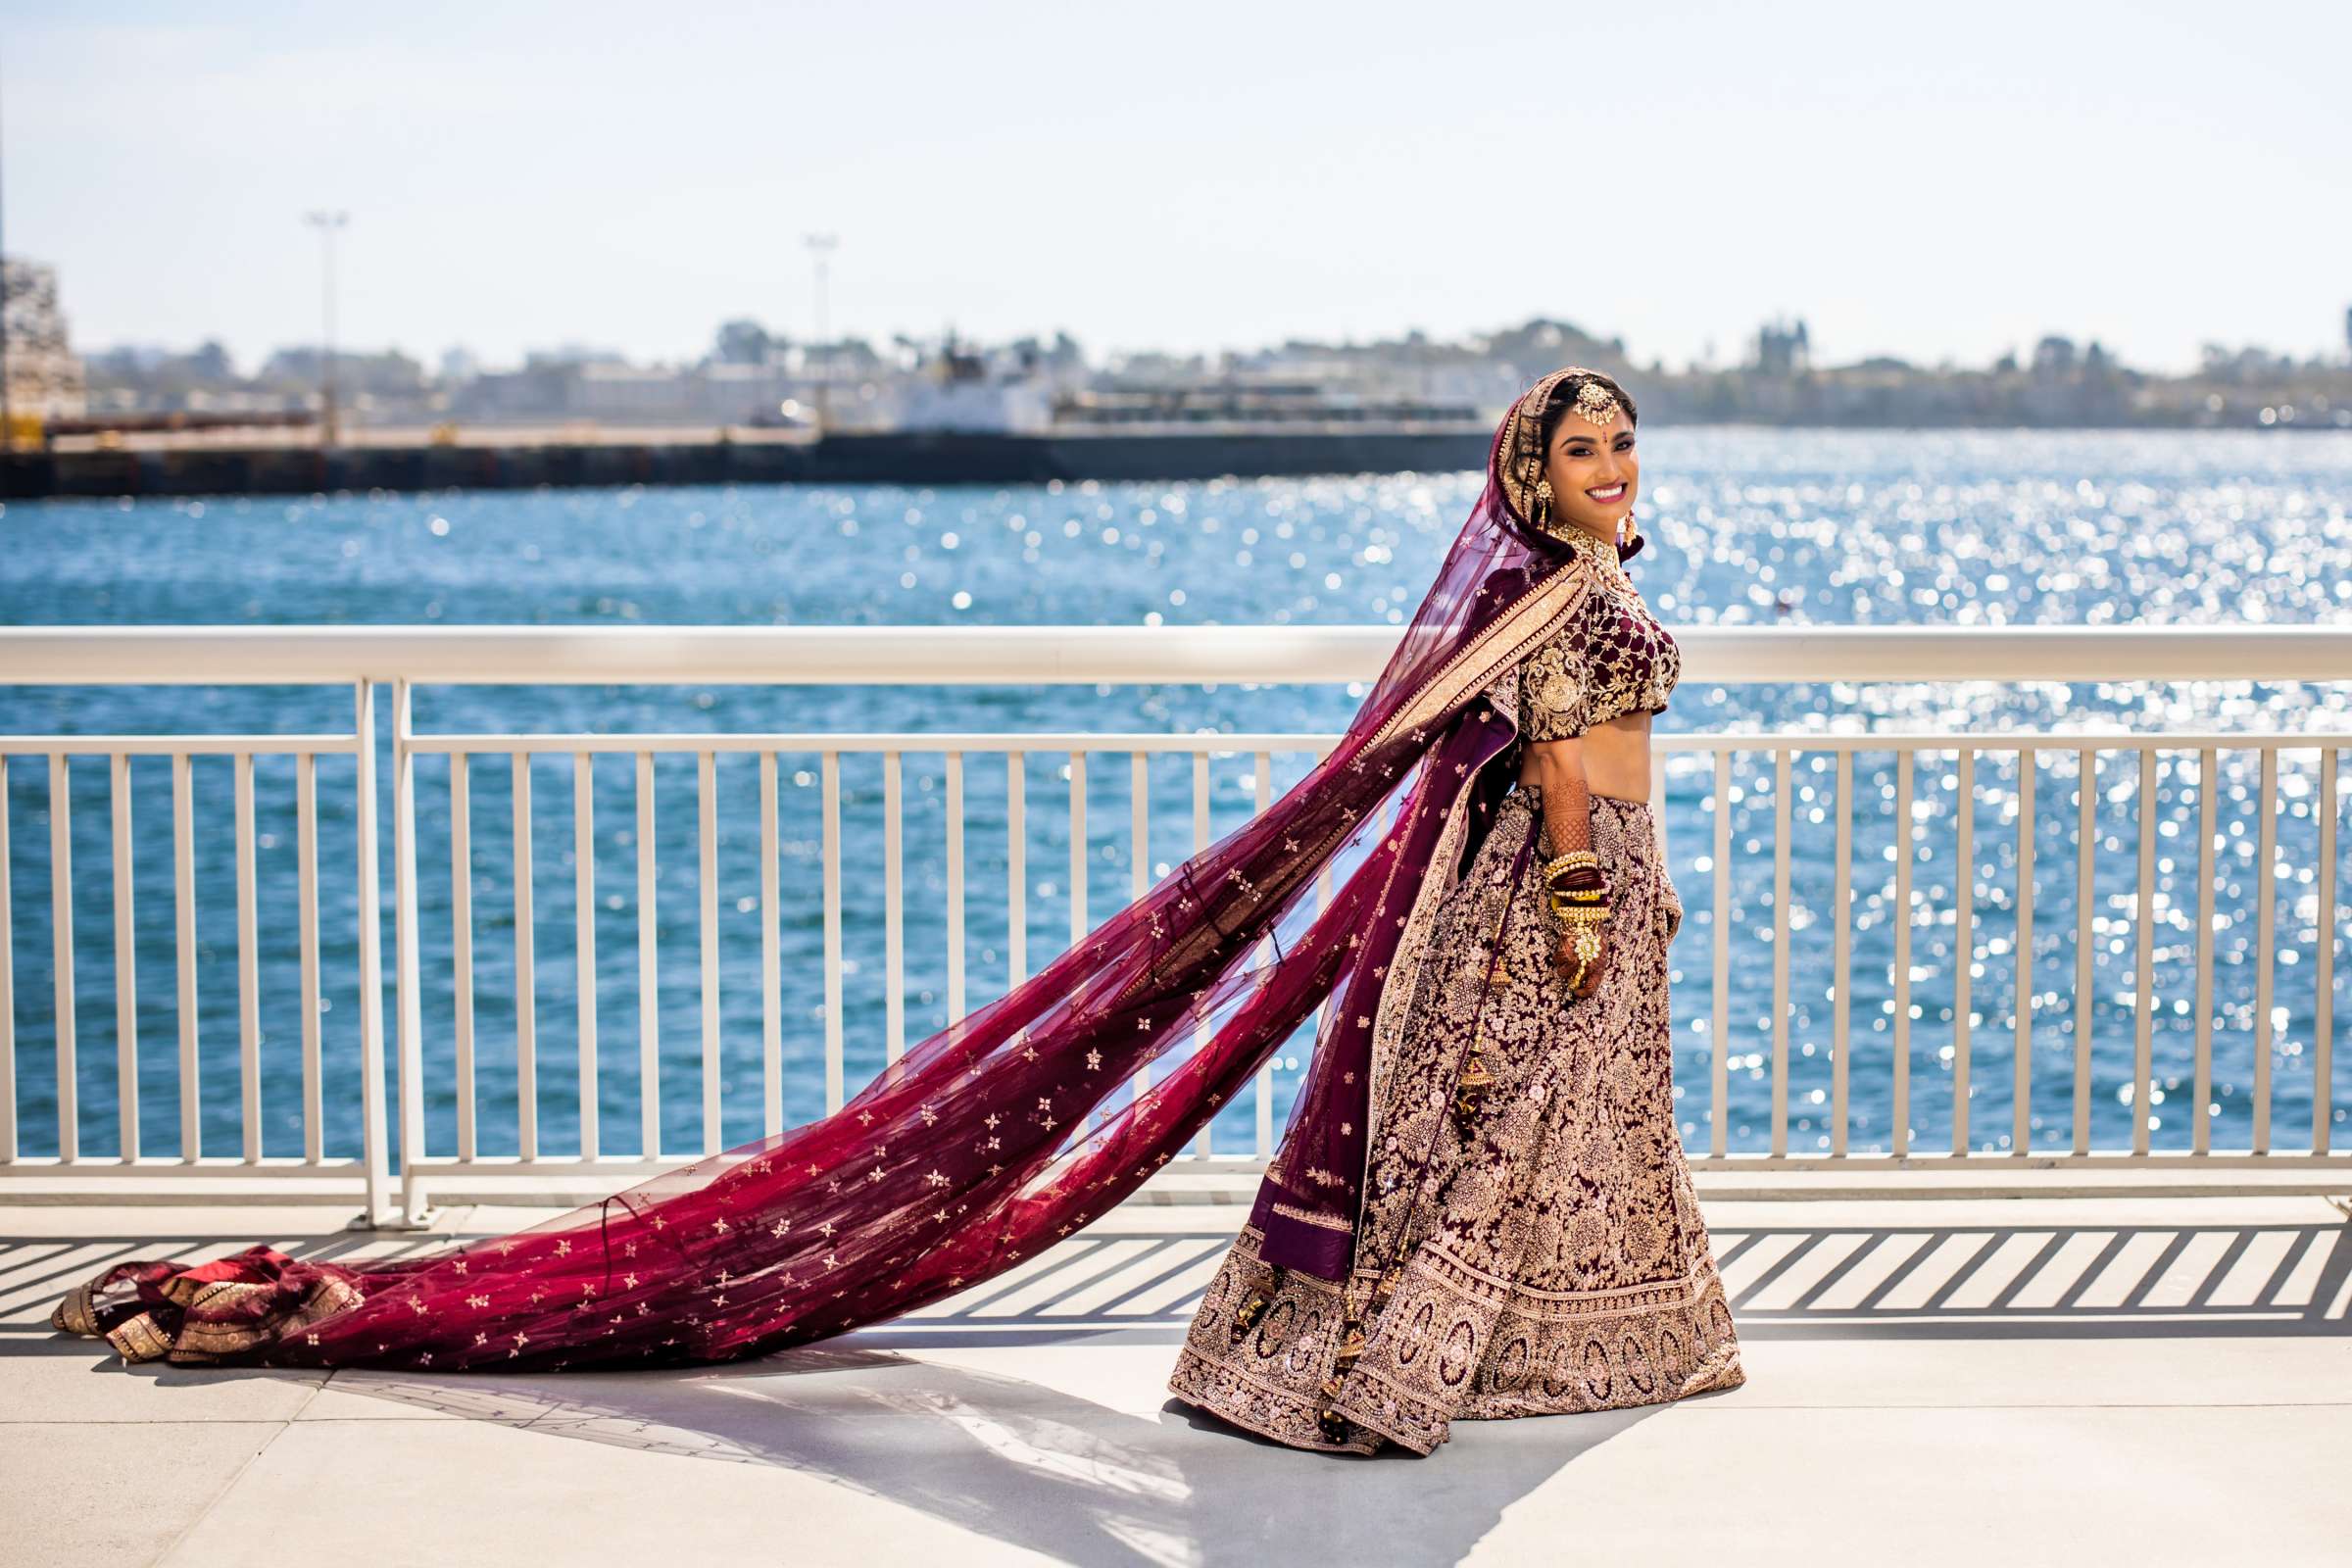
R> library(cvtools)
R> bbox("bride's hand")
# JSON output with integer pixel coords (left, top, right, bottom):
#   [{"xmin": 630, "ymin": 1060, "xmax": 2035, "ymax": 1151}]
[{"xmin": 1553, "ymin": 925, "xmax": 1609, "ymax": 1000}]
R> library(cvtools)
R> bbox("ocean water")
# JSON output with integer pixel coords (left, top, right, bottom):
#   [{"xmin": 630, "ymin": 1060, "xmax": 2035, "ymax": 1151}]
[{"xmin": 3, "ymin": 425, "xmax": 2349, "ymax": 1167}]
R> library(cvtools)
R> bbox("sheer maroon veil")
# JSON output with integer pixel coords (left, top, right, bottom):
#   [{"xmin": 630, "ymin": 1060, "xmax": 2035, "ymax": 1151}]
[{"xmin": 55, "ymin": 399, "xmax": 1598, "ymax": 1372}]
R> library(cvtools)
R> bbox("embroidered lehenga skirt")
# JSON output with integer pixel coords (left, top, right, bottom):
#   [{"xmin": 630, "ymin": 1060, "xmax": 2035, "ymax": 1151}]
[{"xmin": 1167, "ymin": 786, "xmax": 1745, "ymax": 1454}]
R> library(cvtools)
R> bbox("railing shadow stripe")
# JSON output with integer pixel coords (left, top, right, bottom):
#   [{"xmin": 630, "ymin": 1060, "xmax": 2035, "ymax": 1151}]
[
  {"xmin": 2267, "ymin": 1222, "xmax": 2324, "ymax": 1316},
  {"xmin": 1985, "ymin": 1231, "xmax": 2073, "ymax": 1312},
  {"xmin": 1709, "ymin": 1232, "xmax": 1762, "ymax": 1272},
  {"xmin": 0, "ymin": 1243, "xmax": 148, "ymax": 1309},
  {"xmin": 0, "ymin": 1241, "xmax": 73, "ymax": 1276},
  {"xmin": 1916, "ymin": 1233, "xmax": 2001, "ymax": 1312},
  {"xmin": 1788, "ymin": 1229, "xmax": 1893, "ymax": 1311},
  {"xmin": 2050, "ymin": 1229, "xmax": 2134, "ymax": 1311},
  {"xmin": 1725, "ymin": 1231, "xmax": 1825, "ymax": 1308},
  {"xmin": 1007, "ymin": 1237, "xmax": 1193, "ymax": 1319},
  {"xmin": 1852, "ymin": 1227, "xmax": 1950, "ymax": 1311},
  {"xmin": 2117, "ymin": 1230, "xmax": 2197, "ymax": 1311},
  {"xmin": 1084, "ymin": 1239, "xmax": 1231, "ymax": 1317},
  {"xmin": 0, "ymin": 1242, "xmax": 86, "ymax": 1294},
  {"xmin": 2258, "ymin": 1226, "xmax": 2322, "ymax": 1308},
  {"xmin": 933, "ymin": 1237, "xmax": 1118, "ymax": 1318},
  {"xmin": 10, "ymin": 1224, "xmax": 2351, "ymax": 1351},
  {"xmin": 2184, "ymin": 1226, "xmax": 2259, "ymax": 1310},
  {"xmin": 2309, "ymin": 1225, "xmax": 2352, "ymax": 1321}
]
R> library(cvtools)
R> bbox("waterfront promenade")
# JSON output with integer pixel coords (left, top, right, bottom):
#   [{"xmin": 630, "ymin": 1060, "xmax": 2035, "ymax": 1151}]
[{"xmin": 4, "ymin": 1186, "xmax": 2346, "ymax": 1567}]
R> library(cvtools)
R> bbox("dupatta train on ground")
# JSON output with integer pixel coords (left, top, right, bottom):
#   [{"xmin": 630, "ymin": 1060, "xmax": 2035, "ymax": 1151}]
[{"xmin": 54, "ymin": 373, "xmax": 1613, "ymax": 1372}]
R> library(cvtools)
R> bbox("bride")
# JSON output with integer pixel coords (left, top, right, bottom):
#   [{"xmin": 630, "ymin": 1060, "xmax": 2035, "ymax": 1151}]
[{"xmin": 53, "ymin": 368, "xmax": 1744, "ymax": 1455}]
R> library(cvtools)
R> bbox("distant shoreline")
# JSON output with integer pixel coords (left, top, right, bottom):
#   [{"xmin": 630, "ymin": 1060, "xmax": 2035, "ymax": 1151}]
[{"xmin": 4, "ymin": 418, "xmax": 2345, "ymax": 503}]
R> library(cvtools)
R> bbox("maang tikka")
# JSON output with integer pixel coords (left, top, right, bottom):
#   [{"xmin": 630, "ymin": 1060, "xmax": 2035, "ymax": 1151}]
[{"xmin": 1570, "ymin": 378, "xmax": 1621, "ymax": 429}]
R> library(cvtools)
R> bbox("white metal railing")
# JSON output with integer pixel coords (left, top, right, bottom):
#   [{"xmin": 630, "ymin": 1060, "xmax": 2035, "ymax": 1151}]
[{"xmin": 1, "ymin": 625, "xmax": 2347, "ymax": 1225}]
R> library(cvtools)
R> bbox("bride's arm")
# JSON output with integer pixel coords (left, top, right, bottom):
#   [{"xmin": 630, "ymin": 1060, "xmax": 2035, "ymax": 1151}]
[
  {"xmin": 1522, "ymin": 737, "xmax": 1609, "ymax": 1000},
  {"xmin": 1524, "ymin": 736, "xmax": 1592, "ymax": 861}
]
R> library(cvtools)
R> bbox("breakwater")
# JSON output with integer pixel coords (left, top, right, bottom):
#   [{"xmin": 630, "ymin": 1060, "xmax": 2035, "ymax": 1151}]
[{"xmin": 0, "ymin": 424, "xmax": 1495, "ymax": 500}]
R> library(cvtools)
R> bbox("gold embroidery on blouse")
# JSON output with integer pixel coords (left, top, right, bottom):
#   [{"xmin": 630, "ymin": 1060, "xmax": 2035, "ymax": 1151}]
[{"xmin": 1520, "ymin": 543, "xmax": 1677, "ymax": 742}]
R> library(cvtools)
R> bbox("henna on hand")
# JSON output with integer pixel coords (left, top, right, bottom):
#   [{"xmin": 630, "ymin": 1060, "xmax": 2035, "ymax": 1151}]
[
  {"xmin": 1538, "ymin": 767, "xmax": 1592, "ymax": 866},
  {"xmin": 1553, "ymin": 922, "xmax": 1609, "ymax": 997}
]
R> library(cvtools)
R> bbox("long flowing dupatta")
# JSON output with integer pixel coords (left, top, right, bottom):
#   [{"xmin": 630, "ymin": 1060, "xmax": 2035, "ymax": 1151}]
[{"xmin": 55, "ymin": 372, "xmax": 1610, "ymax": 1372}]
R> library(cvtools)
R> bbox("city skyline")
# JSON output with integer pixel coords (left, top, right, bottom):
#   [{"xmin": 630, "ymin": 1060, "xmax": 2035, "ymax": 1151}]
[
  {"xmin": 6, "ymin": 1, "xmax": 2349, "ymax": 376},
  {"xmin": 62, "ymin": 305, "xmax": 2348, "ymax": 388}
]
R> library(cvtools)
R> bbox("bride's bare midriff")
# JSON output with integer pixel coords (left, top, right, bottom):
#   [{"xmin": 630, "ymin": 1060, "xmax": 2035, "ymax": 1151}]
[{"xmin": 1518, "ymin": 711, "xmax": 1652, "ymax": 801}]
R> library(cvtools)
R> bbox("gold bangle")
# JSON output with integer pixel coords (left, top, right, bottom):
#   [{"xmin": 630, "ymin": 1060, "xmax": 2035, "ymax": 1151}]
[{"xmin": 1541, "ymin": 851, "xmax": 1599, "ymax": 883}]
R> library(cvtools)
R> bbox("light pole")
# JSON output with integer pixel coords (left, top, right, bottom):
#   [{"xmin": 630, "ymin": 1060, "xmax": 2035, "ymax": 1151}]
[
  {"xmin": 304, "ymin": 210, "xmax": 348, "ymax": 447},
  {"xmin": 804, "ymin": 231, "xmax": 837, "ymax": 435}
]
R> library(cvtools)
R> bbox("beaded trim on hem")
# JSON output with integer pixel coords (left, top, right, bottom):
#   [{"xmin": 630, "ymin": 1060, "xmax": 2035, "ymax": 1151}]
[{"xmin": 1165, "ymin": 1346, "xmax": 1384, "ymax": 1456}]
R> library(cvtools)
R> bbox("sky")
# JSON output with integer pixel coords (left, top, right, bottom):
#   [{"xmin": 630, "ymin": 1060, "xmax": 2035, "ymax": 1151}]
[{"xmin": 4, "ymin": 0, "xmax": 2348, "ymax": 376}]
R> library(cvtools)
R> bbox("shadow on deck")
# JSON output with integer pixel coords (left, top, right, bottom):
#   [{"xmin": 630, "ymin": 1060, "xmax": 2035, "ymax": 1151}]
[{"xmin": 3, "ymin": 1203, "xmax": 2347, "ymax": 1567}]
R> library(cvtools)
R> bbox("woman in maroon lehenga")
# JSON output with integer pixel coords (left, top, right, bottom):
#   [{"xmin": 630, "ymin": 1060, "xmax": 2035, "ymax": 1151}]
[
  {"xmin": 53, "ymin": 369, "xmax": 1741, "ymax": 1457},
  {"xmin": 1168, "ymin": 371, "xmax": 1744, "ymax": 1452}
]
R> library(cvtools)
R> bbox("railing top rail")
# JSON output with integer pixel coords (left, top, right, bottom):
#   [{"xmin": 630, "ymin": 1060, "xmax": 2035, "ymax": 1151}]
[
  {"xmin": 3, "ymin": 623, "xmax": 2351, "ymax": 687},
  {"xmin": 8, "ymin": 728, "xmax": 2352, "ymax": 758}
]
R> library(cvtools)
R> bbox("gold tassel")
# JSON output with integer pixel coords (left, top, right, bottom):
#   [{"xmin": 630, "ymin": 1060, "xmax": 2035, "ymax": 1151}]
[
  {"xmin": 1231, "ymin": 1288, "xmax": 1269, "ymax": 1338},
  {"xmin": 1316, "ymin": 1374, "xmax": 1352, "ymax": 1444},
  {"xmin": 1452, "ymin": 1051, "xmax": 1495, "ymax": 1126}
]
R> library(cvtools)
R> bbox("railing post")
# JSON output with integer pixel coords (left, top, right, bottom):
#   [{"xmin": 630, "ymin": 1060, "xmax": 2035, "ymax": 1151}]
[
  {"xmin": 0, "ymin": 755, "xmax": 14, "ymax": 1164},
  {"xmin": 2013, "ymin": 746, "xmax": 2035, "ymax": 1157},
  {"xmin": 351, "ymin": 679, "xmax": 393, "ymax": 1228},
  {"xmin": 758, "ymin": 750, "xmax": 781, "ymax": 1137},
  {"xmin": 235, "ymin": 752, "xmax": 262, "ymax": 1164},
  {"xmin": 391, "ymin": 679, "xmax": 430, "ymax": 1224},
  {"xmin": 2315, "ymin": 749, "xmax": 2339, "ymax": 1158},
  {"xmin": 110, "ymin": 754, "xmax": 138, "ymax": 1163},
  {"xmin": 1893, "ymin": 749, "xmax": 1915, "ymax": 1158},
  {"xmin": 1710, "ymin": 750, "xmax": 1731, "ymax": 1159},
  {"xmin": 47, "ymin": 754, "xmax": 77, "ymax": 1163},
  {"xmin": 172, "ymin": 753, "xmax": 199, "ymax": 1161}
]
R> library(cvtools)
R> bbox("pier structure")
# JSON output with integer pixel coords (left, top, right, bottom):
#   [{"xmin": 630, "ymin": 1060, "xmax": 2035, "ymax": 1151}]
[{"xmin": 0, "ymin": 425, "xmax": 1497, "ymax": 500}]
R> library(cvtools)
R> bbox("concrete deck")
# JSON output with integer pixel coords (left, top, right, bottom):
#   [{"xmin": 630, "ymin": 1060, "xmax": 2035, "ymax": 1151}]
[{"xmin": 3, "ymin": 1195, "xmax": 2347, "ymax": 1567}]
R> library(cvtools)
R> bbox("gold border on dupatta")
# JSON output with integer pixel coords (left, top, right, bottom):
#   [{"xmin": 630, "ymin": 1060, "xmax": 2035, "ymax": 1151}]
[
  {"xmin": 1110, "ymin": 564, "xmax": 1588, "ymax": 1013},
  {"xmin": 51, "ymin": 1283, "xmax": 101, "ymax": 1338},
  {"xmin": 1368, "ymin": 564, "xmax": 1594, "ymax": 754},
  {"xmin": 1341, "ymin": 567, "xmax": 1593, "ymax": 1318}
]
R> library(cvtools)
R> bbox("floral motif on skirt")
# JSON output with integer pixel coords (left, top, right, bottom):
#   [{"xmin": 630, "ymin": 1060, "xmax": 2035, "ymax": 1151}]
[{"xmin": 1168, "ymin": 788, "xmax": 1744, "ymax": 1454}]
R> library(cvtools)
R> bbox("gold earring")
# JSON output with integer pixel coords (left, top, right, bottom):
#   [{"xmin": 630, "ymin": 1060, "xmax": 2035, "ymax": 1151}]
[{"xmin": 1533, "ymin": 477, "xmax": 1552, "ymax": 519}]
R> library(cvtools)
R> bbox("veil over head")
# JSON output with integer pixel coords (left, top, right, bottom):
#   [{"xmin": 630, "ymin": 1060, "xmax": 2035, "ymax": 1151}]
[{"xmin": 54, "ymin": 371, "xmax": 1626, "ymax": 1370}]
